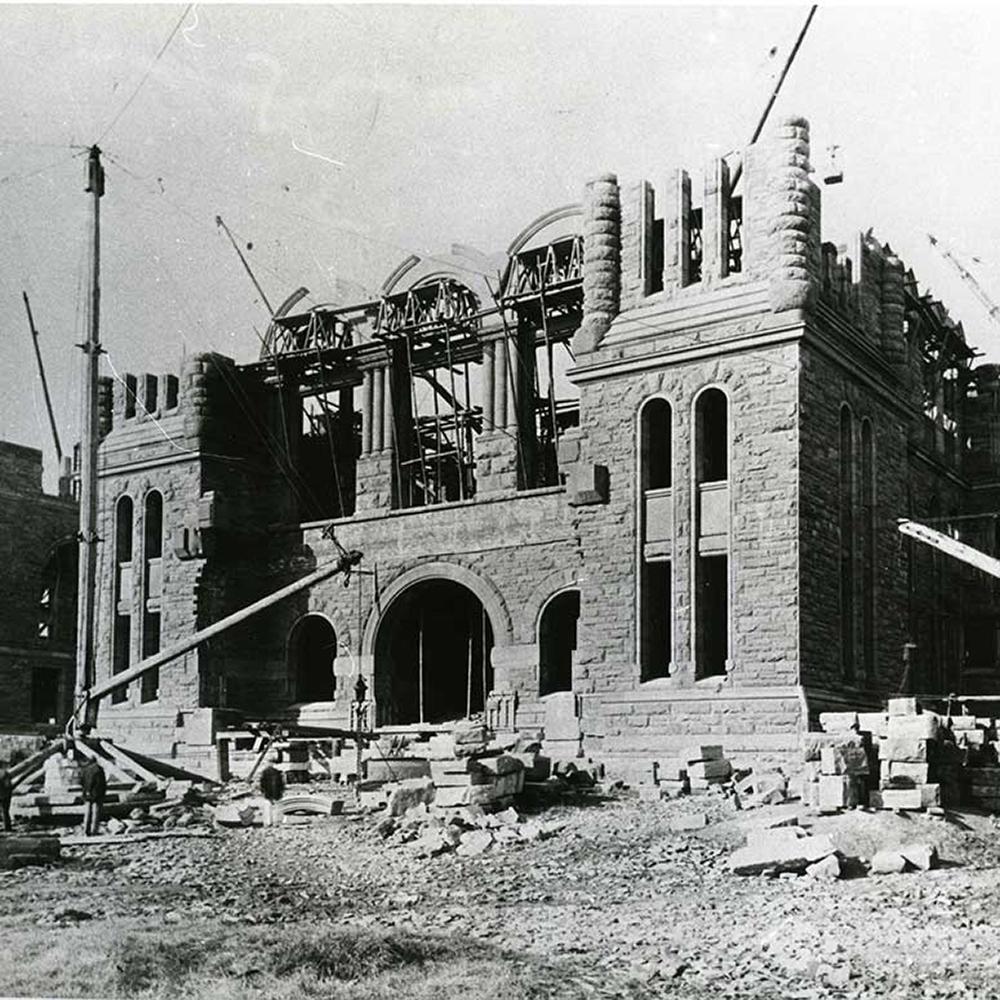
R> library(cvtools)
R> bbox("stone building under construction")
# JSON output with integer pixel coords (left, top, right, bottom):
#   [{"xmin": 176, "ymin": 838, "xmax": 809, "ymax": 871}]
[{"xmin": 87, "ymin": 116, "xmax": 1000, "ymax": 774}]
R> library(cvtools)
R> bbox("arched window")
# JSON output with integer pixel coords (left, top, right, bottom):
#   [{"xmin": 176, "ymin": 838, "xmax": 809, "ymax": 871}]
[
  {"xmin": 288, "ymin": 614, "xmax": 338, "ymax": 703},
  {"xmin": 839, "ymin": 406, "xmax": 855, "ymax": 682},
  {"xmin": 539, "ymin": 591, "xmax": 579, "ymax": 696},
  {"xmin": 112, "ymin": 495, "xmax": 134, "ymax": 704},
  {"xmin": 694, "ymin": 388, "xmax": 730, "ymax": 679},
  {"xmin": 638, "ymin": 398, "xmax": 673, "ymax": 680},
  {"xmin": 696, "ymin": 388, "xmax": 728, "ymax": 484},
  {"xmin": 640, "ymin": 398, "xmax": 672, "ymax": 491},
  {"xmin": 141, "ymin": 491, "xmax": 163, "ymax": 702}
]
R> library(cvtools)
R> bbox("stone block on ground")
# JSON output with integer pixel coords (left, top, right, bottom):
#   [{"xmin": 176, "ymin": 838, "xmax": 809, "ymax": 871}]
[
  {"xmin": 806, "ymin": 853, "xmax": 842, "ymax": 879},
  {"xmin": 857, "ymin": 712, "xmax": 889, "ymax": 737},
  {"xmin": 802, "ymin": 732, "xmax": 869, "ymax": 763},
  {"xmin": 899, "ymin": 842, "xmax": 938, "ymax": 871},
  {"xmin": 682, "ymin": 745, "xmax": 724, "ymax": 763},
  {"xmin": 669, "ymin": 812, "xmax": 707, "ymax": 831},
  {"xmin": 870, "ymin": 849, "xmax": 907, "ymax": 874},
  {"xmin": 879, "ymin": 788, "xmax": 923, "ymax": 811},
  {"xmin": 819, "ymin": 712, "xmax": 858, "ymax": 733},
  {"xmin": 879, "ymin": 738, "xmax": 935, "ymax": 764},
  {"xmin": 820, "ymin": 743, "xmax": 869, "ymax": 777},
  {"xmin": 729, "ymin": 832, "xmax": 837, "ymax": 876},
  {"xmin": 687, "ymin": 759, "xmax": 732, "ymax": 781},
  {"xmin": 455, "ymin": 829, "xmax": 493, "ymax": 857},
  {"xmin": 888, "ymin": 698, "xmax": 919, "ymax": 717},
  {"xmin": 887, "ymin": 714, "xmax": 941, "ymax": 741},
  {"xmin": 386, "ymin": 778, "xmax": 436, "ymax": 817}
]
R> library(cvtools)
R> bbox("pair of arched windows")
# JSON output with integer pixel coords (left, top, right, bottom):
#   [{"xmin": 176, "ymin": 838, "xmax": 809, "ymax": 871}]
[
  {"xmin": 638, "ymin": 388, "xmax": 730, "ymax": 681},
  {"xmin": 840, "ymin": 407, "xmax": 876, "ymax": 683},
  {"xmin": 112, "ymin": 491, "xmax": 164, "ymax": 703}
]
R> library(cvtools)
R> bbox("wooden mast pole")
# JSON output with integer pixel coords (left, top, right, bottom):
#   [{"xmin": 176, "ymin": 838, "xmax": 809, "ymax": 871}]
[{"xmin": 74, "ymin": 145, "xmax": 104, "ymax": 725}]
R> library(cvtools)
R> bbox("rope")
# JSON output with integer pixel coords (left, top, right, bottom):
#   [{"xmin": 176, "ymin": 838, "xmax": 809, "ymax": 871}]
[{"xmin": 97, "ymin": 5, "xmax": 194, "ymax": 144}]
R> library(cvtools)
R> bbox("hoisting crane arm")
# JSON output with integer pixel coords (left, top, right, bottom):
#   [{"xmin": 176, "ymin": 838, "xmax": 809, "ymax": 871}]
[
  {"xmin": 927, "ymin": 233, "xmax": 1000, "ymax": 326},
  {"xmin": 898, "ymin": 519, "xmax": 1000, "ymax": 579}
]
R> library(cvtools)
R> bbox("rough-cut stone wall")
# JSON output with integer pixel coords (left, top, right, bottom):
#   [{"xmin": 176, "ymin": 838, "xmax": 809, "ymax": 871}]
[
  {"xmin": 569, "ymin": 331, "xmax": 804, "ymax": 757},
  {"xmin": 797, "ymin": 338, "xmax": 910, "ymax": 713},
  {"xmin": 0, "ymin": 442, "xmax": 78, "ymax": 729}
]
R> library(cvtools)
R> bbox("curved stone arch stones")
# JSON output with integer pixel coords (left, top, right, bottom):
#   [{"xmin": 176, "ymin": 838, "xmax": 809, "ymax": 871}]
[
  {"xmin": 360, "ymin": 560, "xmax": 514, "ymax": 661},
  {"xmin": 380, "ymin": 247, "xmax": 499, "ymax": 305},
  {"xmin": 506, "ymin": 204, "xmax": 583, "ymax": 258}
]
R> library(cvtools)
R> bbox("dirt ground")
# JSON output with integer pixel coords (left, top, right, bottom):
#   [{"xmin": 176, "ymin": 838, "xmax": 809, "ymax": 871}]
[{"xmin": 4, "ymin": 787, "xmax": 1000, "ymax": 999}]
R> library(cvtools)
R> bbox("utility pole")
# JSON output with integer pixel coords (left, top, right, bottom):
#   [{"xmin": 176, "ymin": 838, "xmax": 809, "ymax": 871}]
[
  {"xmin": 74, "ymin": 145, "xmax": 104, "ymax": 723},
  {"xmin": 22, "ymin": 292, "xmax": 63, "ymax": 464}
]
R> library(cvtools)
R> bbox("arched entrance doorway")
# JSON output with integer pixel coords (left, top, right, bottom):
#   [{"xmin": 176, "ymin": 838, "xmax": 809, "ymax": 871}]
[
  {"xmin": 539, "ymin": 590, "xmax": 579, "ymax": 696},
  {"xmin": 375, "ymin": 580, "xmax": 494, "ymax": 725},
  {"xmin": 288, "ymin": 614, "xmax": 337, "ymax": 702}
]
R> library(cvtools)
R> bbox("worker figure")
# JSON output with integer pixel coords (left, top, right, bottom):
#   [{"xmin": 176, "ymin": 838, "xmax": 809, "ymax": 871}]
[
  {"xmin": 79, "ymin": 758, "xmax": 107, "ymax": 836},
  {"xmin": 0, "ymin": 763, "xmax": 13, "ymax": 832},
  {"xmin": 259, "ymin": 760, "xmax": 285, "ymax": 827}
]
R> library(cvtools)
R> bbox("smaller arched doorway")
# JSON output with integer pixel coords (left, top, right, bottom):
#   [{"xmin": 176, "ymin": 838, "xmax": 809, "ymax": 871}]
[
  {"xmin": 288, "ymin": 615, "xmax": 337, "ymax": 702},
  {"xmin": 539, "ymin": 590, "xmax": 579, "ymax": 696}
]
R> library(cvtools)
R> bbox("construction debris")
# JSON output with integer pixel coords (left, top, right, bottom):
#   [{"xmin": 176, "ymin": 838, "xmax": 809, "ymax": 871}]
[{"xmin": 377, "ymin": 801, "xmax": 563, "ymax": 858}]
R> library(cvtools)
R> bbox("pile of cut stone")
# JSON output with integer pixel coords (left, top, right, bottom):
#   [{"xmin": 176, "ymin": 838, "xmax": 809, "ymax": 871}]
[
  {"xmin": 869, "ymin": 699, "xmax": 961, "ymax": 810},
  {"xmin": 803, "ymin": 699, "xmax": 964, "ymax": 813},
  {"xmin": 800, "ymin": 717, "xmax": 874, "ymax": 813},
  {"xmin": 637, "ymin": 745, "xmax": 733, "ymax": 802},
  {"xmin": 376, "ymin": 802, "xmax": 563, "ymax": 858}
]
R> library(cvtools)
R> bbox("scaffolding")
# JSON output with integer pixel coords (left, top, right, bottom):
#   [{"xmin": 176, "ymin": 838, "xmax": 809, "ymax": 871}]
[{"xmin": 240, "ymin": 231, "xmax": 586, "ymax": 517}]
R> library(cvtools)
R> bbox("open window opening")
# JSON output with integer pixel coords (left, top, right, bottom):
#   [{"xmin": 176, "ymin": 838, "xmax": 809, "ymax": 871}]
[
  {"xmin": 641, "ymin": 560, "xmax": 672, "ymax": 681},
  {"xmin": 37, "ymin": 542, "xmax": 76, "ymax": 646},
  {"xmin": 727, "ymin": 196, "xmax": 743, "ymax": 275},
  {"xmin": 141, "ymin": 491, "xmax": 163, "ymax": 703},
  {"xmin": 688, "ymin": 206, "xmax": 703, "ymax": 284},
  {"xmin": 695, "ymin": 555, "xmax": 728, "ymax": 679},
  {"xmin": 374, "ymin": 580, "xmax": 494, "ymax": 725},
  {"xmin": 694, "ymin": 388, "xmax": 730, "ymax": 680},
  {"xmin": 31, "ymin": 668, "xmax": 60, "ymax": 725},
  {"xmin": 639, "ymin": 397, "xmax": 673, "ymax": 680},
  {"xmin": 288, "ymin": 614, "xmax": 337, "ymax": 702},
  {"xmin": 539, "ymin": 590, "xmax": 579, "ymax": 696},
  {"xmin": 112, "ymin": 495, "xmax": 134, "ymax": 705}
]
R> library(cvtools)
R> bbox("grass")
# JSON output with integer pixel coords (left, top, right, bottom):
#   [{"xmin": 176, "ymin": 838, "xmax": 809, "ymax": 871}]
[{"xmin": 0, "ymin": 920, "xmax": 645, "ymax": 1000}]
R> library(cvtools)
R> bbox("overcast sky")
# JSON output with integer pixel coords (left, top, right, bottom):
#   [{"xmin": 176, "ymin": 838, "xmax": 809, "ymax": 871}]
[{"xmin": 2, "ymin": 3, "xmax": 1000, "ymax": 487}]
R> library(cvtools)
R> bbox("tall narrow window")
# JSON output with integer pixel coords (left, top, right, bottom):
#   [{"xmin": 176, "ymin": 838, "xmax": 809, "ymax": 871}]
[
  {"xmin": 639, "ymin": 399, "xmax": 673, "ymax": 680},
  {"xmin": 649, "ymin": 218, "xmax": 665, "ymax": 294},
  {"xmin": 688, "ymin": 207, "xmax": 703, "ymax": 284},
  {"xmin": 860, "ymin": 420, "xmax": 875, "ymax": 682},
  {"xmin": 539, "ymin": 591, "xmax": 579, "ymax": 696},
  {"xmin": 695, "ymin": 388, "xmax": 730, "ymax": 679},
  {"xmin": 141, "ymin": 491, "xmax": 163, "ymax": 703},
  {"xmin": 113, "ymin": 495, "xmax": 134, "ymax": 704},
  {"xmin": 839, "ymin": 406, "xmax": 855, "ymax": 682}
]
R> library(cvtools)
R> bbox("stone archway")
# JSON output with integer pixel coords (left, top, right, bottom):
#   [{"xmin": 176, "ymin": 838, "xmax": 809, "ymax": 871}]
[
  {"xmin": 374, "ymin": 579, "xmax": 495, "ymax": 725},
  {"xmin": 288, "ymin": 614, "xmax": 337, "ymax": 702}
]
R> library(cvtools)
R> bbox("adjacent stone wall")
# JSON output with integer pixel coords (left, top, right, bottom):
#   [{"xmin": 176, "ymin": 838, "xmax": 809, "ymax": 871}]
[{"xmin": 0, "ymin": 442, "xmax": 78, "ymax": 729}]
